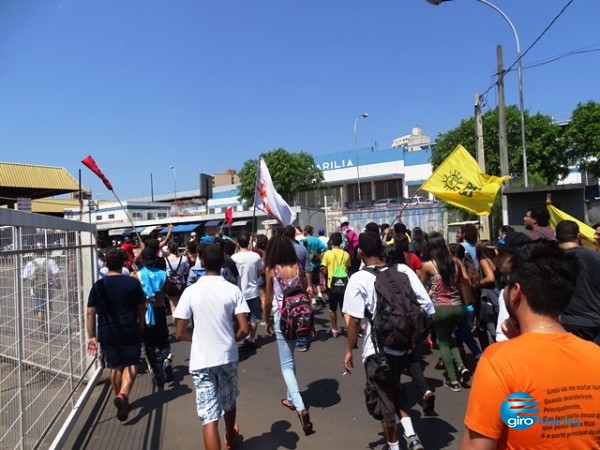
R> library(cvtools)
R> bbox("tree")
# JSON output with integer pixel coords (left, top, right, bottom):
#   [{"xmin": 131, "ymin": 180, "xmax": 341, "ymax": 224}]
[
  {"xmin": 565, "ymin": 100, "xmax": 600, "ymax": 177},
  {"xmin": 432, "ymin": 106, "xmax": 567, "ymax": 185},
  {"xmin": 237, "ymin": 148, "xmax": 326, "ymax": 205}
]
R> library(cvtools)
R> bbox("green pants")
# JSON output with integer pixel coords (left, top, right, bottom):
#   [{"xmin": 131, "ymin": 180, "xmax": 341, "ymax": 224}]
[{"xmin": 432, "ymin": 304, "xmax": 465, "ymax": 381}]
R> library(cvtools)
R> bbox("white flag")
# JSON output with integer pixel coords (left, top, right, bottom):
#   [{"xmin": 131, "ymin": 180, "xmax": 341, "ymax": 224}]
[{"xmin": 254, "ymin": 157, "xmax": 297, "ymax": 226}]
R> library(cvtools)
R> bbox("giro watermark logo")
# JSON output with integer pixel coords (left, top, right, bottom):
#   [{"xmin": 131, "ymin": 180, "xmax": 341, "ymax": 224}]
[{"xmin": 500, "ymin": 392, "xmax": 539, "ymax": 430}]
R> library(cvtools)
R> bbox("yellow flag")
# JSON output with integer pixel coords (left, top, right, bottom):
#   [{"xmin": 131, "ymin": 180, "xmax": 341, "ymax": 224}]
[
  {"xmin": 421, "ymin": 144, "xmax": 510, "ymax": 216},
  {"xmin": 547, "ymin": 203, "xmax": 596, "ymax": 250}
]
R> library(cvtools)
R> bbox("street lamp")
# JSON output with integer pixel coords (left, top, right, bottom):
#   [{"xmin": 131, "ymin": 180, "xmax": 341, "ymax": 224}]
[
  {"xmin": 169, "ymin": 165, "xmax": 177, "ymax": 201},
  {"xmin": 354, "ymin": 113, "xmax": 369, "ymax": 201},
  {"xmin": 427, "ymin": 0, "xmax": 528, "ymax": 186}
]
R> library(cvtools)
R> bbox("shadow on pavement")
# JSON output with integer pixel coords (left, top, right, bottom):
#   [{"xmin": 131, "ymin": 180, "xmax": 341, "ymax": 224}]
[{"xmin": 238, "ymin": 420, "xmax": 301, "ymax": 450}]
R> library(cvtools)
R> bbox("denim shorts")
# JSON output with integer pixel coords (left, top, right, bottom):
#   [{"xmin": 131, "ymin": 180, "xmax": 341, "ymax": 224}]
[
  {"xmin": 192, "ymin": 362, "xmax": 239, "ymax": 425},
  {"xmin": 246, "ymin": 297, "xmax": 262, "ymax": 323},
  {"xmin": 102, "ymin": 342, "xmax": 141, "ymax": 369}
]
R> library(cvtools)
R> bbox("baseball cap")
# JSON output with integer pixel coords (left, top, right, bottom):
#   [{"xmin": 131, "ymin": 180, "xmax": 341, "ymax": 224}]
[
  {"xmin": 340, "ymin": 216, "xmax": 349, "ymax": 225},
  {"xmin": 496, "ymin": 231, "xmax": 531, "ymax": 252},
  {"xmin": 190, "ymin": 232, "xmax": 197, "ymax": 237},
  {"xmin": 318, "ymin": 227, "xmax": 325, "ymax": 234}
]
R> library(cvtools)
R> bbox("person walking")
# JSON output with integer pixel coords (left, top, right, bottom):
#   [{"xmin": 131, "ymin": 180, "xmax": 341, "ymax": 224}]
[
  {"xmin": 174, "ymin": 244, "xmax": 249, "ymax": 450},
  {"xmin": 420, "ymin": 232, "xmax": 470, "ymax": 392},
  {"xmin": 342, "ymin": 232, "xmax": 427, "ymax": 450},
  {"xmin": 320, "ymin": 231, "xmax": 350, "ymax": 337},
  {"xmin": 263, "ymin": 234, "xmax": 315, "ymax": 436},
  {"xmin": 231, "ymin": 233, "xmax": 264, "ymax": 351},
  {"xmin": 86, "ymin": 247, "xmax": 146, "ymax": 422}
]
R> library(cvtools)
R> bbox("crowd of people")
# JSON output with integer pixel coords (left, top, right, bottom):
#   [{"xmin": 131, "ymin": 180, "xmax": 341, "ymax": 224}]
[{"xmin": 84, "ymin": 207, "xmax": 600, "ymax": 450}]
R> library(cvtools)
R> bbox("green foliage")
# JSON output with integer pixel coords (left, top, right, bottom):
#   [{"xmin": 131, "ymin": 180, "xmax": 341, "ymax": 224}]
[
  {"xmin": 237, "ymin": 148, "xmax": 326, "ymax": 204},
  {"xmin": 565, "ymin": 101, "xmax": 600, "ymax": 177}
]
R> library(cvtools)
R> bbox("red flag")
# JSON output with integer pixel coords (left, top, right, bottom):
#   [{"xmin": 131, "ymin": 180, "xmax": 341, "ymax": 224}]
[
  {"xmin": 225, "ymin": 206, "xmax": 233, "ymax": 226},
  {"xmin": 81, "ymin": 155, "xmax": 113, "ymax": 191}
]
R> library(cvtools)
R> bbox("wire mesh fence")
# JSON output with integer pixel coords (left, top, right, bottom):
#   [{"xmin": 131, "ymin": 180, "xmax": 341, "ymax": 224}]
[{"xmin": 0, "ymin": 210, "xmax": 98, "ymax": 450}]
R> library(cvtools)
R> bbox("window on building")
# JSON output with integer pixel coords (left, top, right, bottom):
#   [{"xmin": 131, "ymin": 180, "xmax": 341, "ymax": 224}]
[
  {"xmin": 95, "ymin": 215, "xmax": 102, "ymax": 221},
  {"xmin": 108, "ymin": 214, "xmax": 115, "ymax": 219},
  {"xmin": 147, "ymin": 213, "xmax": 154, "ymax": 220},
  {"xmin": 132, "ymin": 212, "xmax": 142, "ymax": 219},
  {"xmin": 158, "ymin": 213, "xmax": 167, "ymax": 219},
  {"xmin": 374, "ymin": 179, "xmax": 403, "ymax": 199}
]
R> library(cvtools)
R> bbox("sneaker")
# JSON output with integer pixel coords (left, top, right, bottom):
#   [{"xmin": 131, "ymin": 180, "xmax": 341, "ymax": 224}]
[
  {"xmin": 404, "ymin": 434, "xmax": 425, "ymax": 450},
  {"xmin": 434, "ymin": 358, "xmax": 445, "ymax": 370},
  {"xmin": 444, "ymin": 379, "xmax": 461, "ymax": 392},
  {"xmin": 458, "ymin": 365, "xmax": 471, "ymax": 386},
  {"xmin": 330, "ymin": 329, "xmax": 339, "ymax": 338},
  {"xmin": 296, "ymin": 345, "xmax": 308, "ymax": 352},
  {"xmin": 163, "ymin": 358, "xmax": 174, "ymax": 383},
  {"xmin": 114, "ymin": 394, "xmax": 130, "ymax": 422},
  {"xmin": 422, "ymin": 390, "xmax": 436, "ymax": 414}
]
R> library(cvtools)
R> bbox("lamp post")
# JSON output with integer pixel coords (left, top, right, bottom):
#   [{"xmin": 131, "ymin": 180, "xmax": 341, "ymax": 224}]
[
  {"xmin": 169, "ymin": 165, "xmax": 177, "ymax": 201},
  {"xmin": 426, "ymin": 0, "xmax": 528, "ymax": 186},
  {"xmin": 354, "ymin": 113, "xmax": 369, "ymax": 201}
]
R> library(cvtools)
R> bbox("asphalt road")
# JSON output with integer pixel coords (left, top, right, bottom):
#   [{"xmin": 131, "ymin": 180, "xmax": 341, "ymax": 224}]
[{"xmin": 51, "ymin": 306, "xmax": 473, "ymax": 450}]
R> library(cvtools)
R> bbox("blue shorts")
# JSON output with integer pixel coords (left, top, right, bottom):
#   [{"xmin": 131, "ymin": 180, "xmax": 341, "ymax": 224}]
[
  {"xmin": 192, "ymin": 362, "xmax": 239, "ymax": 425},
  {"xmin": 102, "ymin": 342, "xmax": 141, "ymax": 369},
  {"xmin": 246, "ymin": 297, "xmax": 262, "ymax": 323}
]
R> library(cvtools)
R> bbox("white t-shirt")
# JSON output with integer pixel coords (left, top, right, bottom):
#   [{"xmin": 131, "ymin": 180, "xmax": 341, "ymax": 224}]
[
  {"xmin": 342, "ymin": 264, "xmax": 435, "ymax": 364},
  {"xmin": 231, "ymin": 250, "xmax": 263, "ymax": 300},
  {"xmin": 174, "ymin": 275, "xmax": 249, "ymax": 371}
]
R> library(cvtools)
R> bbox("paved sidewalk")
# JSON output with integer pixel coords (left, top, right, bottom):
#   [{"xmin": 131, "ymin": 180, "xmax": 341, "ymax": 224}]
[{"xmin": 46, "ymin": 307, "xmax": 471, "ymax": 450}]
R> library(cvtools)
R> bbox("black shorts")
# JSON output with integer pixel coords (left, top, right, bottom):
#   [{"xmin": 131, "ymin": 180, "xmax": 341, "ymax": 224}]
[
  {"xmin": 102, "ymin": 342, "xmax": 141, "ymax": 369},
  {"xmin": 364, "ymin": 352, "xmax": 410, "ymax": 425}
]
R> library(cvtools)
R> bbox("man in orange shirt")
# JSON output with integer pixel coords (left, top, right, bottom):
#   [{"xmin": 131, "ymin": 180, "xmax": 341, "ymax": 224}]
[{"xmin": 460, "ymin": 240, "xmax": 600, "ymax": 450}]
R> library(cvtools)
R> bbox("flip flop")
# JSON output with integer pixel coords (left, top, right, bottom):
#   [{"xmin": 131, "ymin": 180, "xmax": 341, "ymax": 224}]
[
  {"xmin": 281, "ymin": 398, "xmax": 295, "ymax": 411},
  {"xmin": 224, "ymin": 422, "xmax": 239, "ymax": 450}
]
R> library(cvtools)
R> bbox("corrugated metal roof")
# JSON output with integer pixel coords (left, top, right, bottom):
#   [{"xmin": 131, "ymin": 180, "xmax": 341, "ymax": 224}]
[
  {"xmin": 0, "ymin": 162, "xmax": 80, "ymax": 206},
  {"xmin": 0, "ymin": 162, "xmax": 79, "ymax": 190}
]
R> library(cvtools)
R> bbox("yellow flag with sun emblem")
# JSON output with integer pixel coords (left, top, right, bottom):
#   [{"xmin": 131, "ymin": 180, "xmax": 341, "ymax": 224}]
[{"xmin": 421, "ymin": 144, "xmax": 511, "ymax": 216}]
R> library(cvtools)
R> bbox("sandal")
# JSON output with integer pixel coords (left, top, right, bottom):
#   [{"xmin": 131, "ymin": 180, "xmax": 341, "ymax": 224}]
[
  {"xmin": 224, "ymin": 422, "xmax": 239, "ymax": 450},
  {"xmin": 281, "ymin": 398, "xmax": 295, "ymax": 411},
  {"xmin": 298, "ymin": 410, "xmax": 314, "ymax": 436}
]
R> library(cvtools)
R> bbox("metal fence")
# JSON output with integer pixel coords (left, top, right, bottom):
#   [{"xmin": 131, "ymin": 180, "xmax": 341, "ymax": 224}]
[{"xmin": 0, "ymin": 209, "xmax": 99, "ymax": 450}]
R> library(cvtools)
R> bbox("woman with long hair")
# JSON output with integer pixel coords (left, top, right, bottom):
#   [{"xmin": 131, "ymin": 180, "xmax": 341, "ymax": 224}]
[
  {"xmin": 420, "ymin": 232, "xmax": 470, "ymax": 392},
  {"xmin": 263, "ymin": 234, "xmax": 315, "ymax": 436}
]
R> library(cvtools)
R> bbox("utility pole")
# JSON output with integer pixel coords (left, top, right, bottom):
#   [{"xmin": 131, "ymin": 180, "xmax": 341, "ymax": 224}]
[
  {"xmin": 497, "ymin": 45, "xmax": 510, "ymax": 226},
  {"xmin": 475, "ymin": 92, "xmax": 490, "ymax": 240}
]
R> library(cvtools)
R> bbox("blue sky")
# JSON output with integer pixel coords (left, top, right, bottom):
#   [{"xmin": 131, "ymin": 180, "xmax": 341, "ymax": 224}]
[{"xmin": 0, "ymin": 0, "xmax": 598, "ymax": 200}]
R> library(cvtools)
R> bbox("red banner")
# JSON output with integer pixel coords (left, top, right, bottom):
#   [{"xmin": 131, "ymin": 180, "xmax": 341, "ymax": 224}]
[
  {"xmin": 81, "ymin": 155, "xmax": 113, "ymax": 191},
  {"xmin": 225, "ymin": 206, "xmax": 233, "ymax": 226}
]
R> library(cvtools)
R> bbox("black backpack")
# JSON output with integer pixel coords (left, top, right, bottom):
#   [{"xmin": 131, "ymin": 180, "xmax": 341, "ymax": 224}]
[
  {"xmin": 164, "ymin": 257, "xmax": 185, "ymax": 297},
  {"xmin": 364, "ymin": 265, "xmax": 426, "ymax": 352},
  {"xmin": 274, "ymin": 264, "xmax": 314, "ymax": 341}
]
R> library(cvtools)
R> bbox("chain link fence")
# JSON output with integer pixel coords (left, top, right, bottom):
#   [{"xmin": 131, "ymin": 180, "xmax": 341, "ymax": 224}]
[{"xmin": 0, "ymin": 209, "xmax": 99, "ymax": 450}]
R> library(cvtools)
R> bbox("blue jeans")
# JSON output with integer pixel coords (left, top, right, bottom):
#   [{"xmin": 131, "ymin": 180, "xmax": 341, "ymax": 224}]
[
  {"xmin": 454, "ymin": 305, "xmax": 482, "ymax": 361},
  {"xmin": 296, "ymin": 336, "xmax": 309, "ymax": 349},
  {"xmin": 274, "ymin": 310, "xmax": 305, "ymax": 411}
]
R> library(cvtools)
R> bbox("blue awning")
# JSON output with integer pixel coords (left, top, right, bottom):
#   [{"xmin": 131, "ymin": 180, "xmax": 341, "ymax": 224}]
[
  {"xmin": 171, "ymin": 223, "xmax": 200, "ymax": 233},
  {"xmin": 121, "ymin": 228, "xmax": 135, "ymax": 237},
  {"xmin": 204, "ymin": 220, "xmax": 222, "ymax": 227}
]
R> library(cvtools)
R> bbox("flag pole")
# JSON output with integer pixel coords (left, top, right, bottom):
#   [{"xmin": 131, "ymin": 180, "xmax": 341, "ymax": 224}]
[
  {"xmin": 251, "ymin": 155, "xmax": 262, "ymax": 238},
  {"xmin": 389, "ymin": 187, "xmax": 425, "ymax": 227}
]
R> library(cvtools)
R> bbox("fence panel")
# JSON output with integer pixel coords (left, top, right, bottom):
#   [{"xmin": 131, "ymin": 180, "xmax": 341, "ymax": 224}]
[{"xmin": 0, "ymin": 210, "xmax": 98, "ymax": 450}]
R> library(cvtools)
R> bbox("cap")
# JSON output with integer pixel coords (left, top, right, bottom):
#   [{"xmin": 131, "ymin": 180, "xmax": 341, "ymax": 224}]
[
  {"xmin": 340, "ymin": 216, "xmax": 349, "ymax": 225},
  {"xmin": 190, "ymin": 232, "xmax": 197, "ymax": 237},
  {"xmin": 496, "ymin": 231, "xmax": 531, "ymax": 252},
  {"xmin": 318, "ymin": 227, "xmax": 325, "ymax": 235}
]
